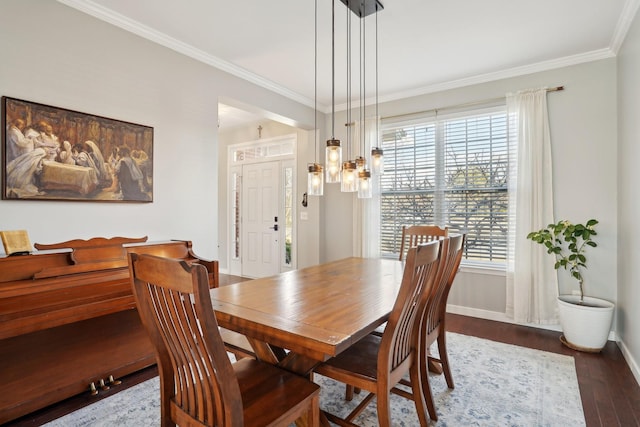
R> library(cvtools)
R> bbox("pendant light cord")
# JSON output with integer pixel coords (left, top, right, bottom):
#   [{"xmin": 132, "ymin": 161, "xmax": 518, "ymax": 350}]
[
  {"xmin": 331, "ymin": 0, "xmax": 336, "ymax": 138},
  {"xmin": 360, "ymin": 13, "xmax": 365, "ymax": 158},
  {"xmin": 375, "ymin": 7, "xmax": 379, "ymax": 147},
  {"xmin": 346, "ymin": 3, "xmax": 351, "ymax": 155},
  {"xmin": 314, "ymin": 0, "xmax": 318, "ymax": 161}
]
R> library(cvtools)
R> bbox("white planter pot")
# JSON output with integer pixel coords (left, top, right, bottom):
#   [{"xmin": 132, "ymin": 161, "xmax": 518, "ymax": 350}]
[{"xmin": 557, "ymin": 295, "xmax": 615, "ymax": 352}]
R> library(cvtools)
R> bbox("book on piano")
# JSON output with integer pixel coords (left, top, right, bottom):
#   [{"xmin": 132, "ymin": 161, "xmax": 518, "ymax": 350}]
[{"xmin": 0, "ymin": 230, "xmax": 32, "ymax": 256}]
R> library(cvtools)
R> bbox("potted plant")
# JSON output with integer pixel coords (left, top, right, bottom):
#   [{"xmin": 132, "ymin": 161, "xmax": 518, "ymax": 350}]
[{"xmin": 527, "ymin": 219, "xmax": 614, "ymax": 352}]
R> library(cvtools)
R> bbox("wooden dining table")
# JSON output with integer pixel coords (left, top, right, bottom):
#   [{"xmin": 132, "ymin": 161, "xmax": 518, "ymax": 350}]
[{"xmin": 210, "ymin": 257, "xmax": 405, "ymax": 376}]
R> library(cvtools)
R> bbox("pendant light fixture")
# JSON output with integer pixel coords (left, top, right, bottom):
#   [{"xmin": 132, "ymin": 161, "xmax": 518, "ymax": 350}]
[
  {"xmin": 370, "ymin": 6, "xmax": 384, "ymax": 175},
  {"xmin": 308, "ymin": 162, "xmax": 324, "ymax": 195},
  {"xmin": 341, "ymin": 3, "xmax": 357, "ymax": 193},
  {"xmin": 325, "ymin": 0, "xmax": 342, "ymax": 184},
  {"xmin": 308, "ymin": 0, "xmax": 323, "ymax": 196},
  {"xmin": 357, "ymin": 6, "xmax": 372, "ymax": 199},
  {"xmin": 320, "ymin": 0, "xmax": 383, "ymax": 192},
  {"xmin": 352, "ymin": 4, "xmax": 366, "ymax": 180},
  {"xmin": 358, "ymin": 169, "xmax": 372, "ymax": 198},
  {"xmin": 341, "ymin": 160, "xmax": 358, "ymax": 192}
]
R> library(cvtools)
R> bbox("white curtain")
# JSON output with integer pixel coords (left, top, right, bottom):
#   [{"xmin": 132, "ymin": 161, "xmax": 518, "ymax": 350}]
[
  {"xmin": 353, "ymin": 116, "xmax": 381, "ymax": 258},
  {"xmin": 506, "ymin": 88, "xmax": 558, "ymax": 324}
]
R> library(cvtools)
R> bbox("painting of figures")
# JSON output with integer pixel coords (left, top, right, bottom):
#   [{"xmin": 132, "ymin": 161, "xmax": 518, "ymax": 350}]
[{"xmin": 2, "ymin": 97, "xmax": 153, "ymax": 202}]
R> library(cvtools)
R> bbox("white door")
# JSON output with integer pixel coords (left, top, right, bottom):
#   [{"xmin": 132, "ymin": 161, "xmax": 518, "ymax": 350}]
[{"xmin": 241, "ymin": 161, "xmax": 280, "ymax": 278}]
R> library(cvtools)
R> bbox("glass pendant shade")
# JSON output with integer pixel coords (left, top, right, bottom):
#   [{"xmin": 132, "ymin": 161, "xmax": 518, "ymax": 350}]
[
  {"xmin": 341, "ymin": 160, "xmax": 358, "ymax": 192},
  {"xmin": 371, "ymin": 147, "xmax": 384, "ymax": 174},
  {"xmin": 307, "ymin": 163, "xmax": 324, "ymax": 196},
  {"xmin": 358, "ymin": 169, "xmax": 372, "ymax": 198},
  {"xmin": 325, "ymin": 138, "xmax": 342, "ymax": 183}
]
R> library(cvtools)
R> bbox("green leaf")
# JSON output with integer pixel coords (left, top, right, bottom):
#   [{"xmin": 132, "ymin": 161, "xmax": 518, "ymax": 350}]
[{"xmin": 528, "ymin": 219, "xmax": 598, "ymax": 287}]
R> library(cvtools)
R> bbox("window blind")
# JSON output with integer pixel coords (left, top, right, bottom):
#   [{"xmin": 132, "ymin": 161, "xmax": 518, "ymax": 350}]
[{"xmin": 380, "ymin": 107, "xmax": 508, "ymax": 264}]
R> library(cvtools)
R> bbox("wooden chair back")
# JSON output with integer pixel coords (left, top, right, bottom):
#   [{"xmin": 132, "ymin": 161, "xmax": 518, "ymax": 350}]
[
  {"xmin": 376, "ymin": 240, "xmax": 444, "ymax": 425},
  {"xmin": 422, "ymin": 233, "xmax": 465, "ymax": 340},
  {"xmin": 399, "ymin": 225, "xmax": 449, "ymax": 261},
  {"xmin": 129, "ymin": 253, "xmax": 241, "ymax": 426},
  {"xmin": 417, "ymin": 233, "xmax": 466, "ymax": 420}
]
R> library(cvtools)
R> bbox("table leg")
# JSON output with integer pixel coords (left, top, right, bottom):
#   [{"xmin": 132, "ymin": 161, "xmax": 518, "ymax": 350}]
[
  {"xmin": 428, "ymin": 358, "xmax": 443, "ymax": 374},
  {"xmin": 427, "ymin": 344, "xmax": 443, "ymax": 374}
]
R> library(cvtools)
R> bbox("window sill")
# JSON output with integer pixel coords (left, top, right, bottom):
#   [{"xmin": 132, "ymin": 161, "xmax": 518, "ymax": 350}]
[{"xmin": 459, "ymin": 262, "xmax": 506, "ymax": 276}]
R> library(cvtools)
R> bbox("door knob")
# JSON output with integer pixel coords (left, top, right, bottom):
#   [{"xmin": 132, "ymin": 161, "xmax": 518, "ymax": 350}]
[{"xmin": 269, "ymin": 225, "xmax": 279, "ymax": 231}]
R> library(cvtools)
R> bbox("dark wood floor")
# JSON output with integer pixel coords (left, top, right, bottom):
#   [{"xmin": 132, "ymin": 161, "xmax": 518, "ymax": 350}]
[
  {"xmin": 5, "ymin": 274, "xmax": 639, "ymax": 427},
  {"xmin": 447, "ymin": 314, "xmax": 640, "ymax": 426}
]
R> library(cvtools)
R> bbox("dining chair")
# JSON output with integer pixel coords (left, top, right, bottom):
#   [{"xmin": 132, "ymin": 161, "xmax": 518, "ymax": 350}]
[
  {"xmin": 415, "ymin": 233, "xmax": 466, "ymax": 421},
  {"xmin": 313, "ymin": 240, "xmax": 443, "ymax": 427},
  {"xmin": 129, "ymin": 253, "xmax": 320, "ymax": 427},
  {"xmin": 398, "ymin": 225, "xmax": 449, "ymax": 261},
  {"xmin": 369, "ymin": 224, "xmax": 449, "ymax": 339}
]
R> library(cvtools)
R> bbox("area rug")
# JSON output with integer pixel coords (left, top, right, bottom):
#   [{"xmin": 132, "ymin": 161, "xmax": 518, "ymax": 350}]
[{"xmin": 43, "ymin": 333, "xmax": 585, "ymax": 426}]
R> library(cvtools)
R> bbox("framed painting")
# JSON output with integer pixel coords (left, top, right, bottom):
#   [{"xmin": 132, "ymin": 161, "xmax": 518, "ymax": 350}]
[{"xmin": 2, "ymin": 96, "xmax": 153, "ymax": 202}]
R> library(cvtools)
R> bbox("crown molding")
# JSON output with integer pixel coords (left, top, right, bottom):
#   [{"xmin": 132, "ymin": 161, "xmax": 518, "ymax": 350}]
[
  {"xmin": 57, "ymin": 0, "xmax": 316, "ymax": 110},
  {"xmin": 610, "ymin": 0, "xmax": 640, "ymax": 54},
  {"xmin": 59, "ymin": 0, "xmax": 627, "ymax": 116},
  {"xmin": 331, "ymin": 48, "xmax": 616, "ymax": 113}
]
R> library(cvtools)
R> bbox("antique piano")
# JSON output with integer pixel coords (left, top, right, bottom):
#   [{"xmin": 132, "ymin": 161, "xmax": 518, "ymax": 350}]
[{"xmin": 0, "ymin": 236, "xmax": 218, "ymax": 424}]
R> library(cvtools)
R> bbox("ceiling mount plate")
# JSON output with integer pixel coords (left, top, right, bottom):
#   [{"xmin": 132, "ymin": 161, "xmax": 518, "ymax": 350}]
[{"xmin": 339, "ymin": 0, "xmax": 384, "ymax": 18}]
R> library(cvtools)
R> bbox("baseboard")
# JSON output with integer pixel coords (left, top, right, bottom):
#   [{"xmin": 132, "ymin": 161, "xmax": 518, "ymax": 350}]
[
  {"xmin": 446, "ymin": 304, "xmax": 512, "ymax": 323},
  {"xmin": 446, "ymin": 304, "xmax": 618, "ymax": 338},
  {"xmin": 446, "ymin": 304, "xmax": 562, "ymax": 332},
  {"xmin": 618, "ymin": 338, "xmax": 640, "ymax": 387}
]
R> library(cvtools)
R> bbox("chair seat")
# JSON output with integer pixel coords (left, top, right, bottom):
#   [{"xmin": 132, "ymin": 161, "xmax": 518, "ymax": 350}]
[
  {"xmin": 234, "ymin": 357, "xmax": 320, "ymax": 426},
  {"xmin": 316, "ymin": 334, "xmax": 381, "ymax": 381}
]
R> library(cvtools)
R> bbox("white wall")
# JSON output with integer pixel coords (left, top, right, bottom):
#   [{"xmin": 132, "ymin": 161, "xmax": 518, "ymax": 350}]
[
  {"xmin": 322, "ymin": 59, "xmax": 619, "ymax": 325},
  {"xmin": 0, "ymin": 0, "xmax": 315, "ymax": 260},
  {"xmin": 617, "ymin": 8, "xmax": 640, "ymax": 382}
]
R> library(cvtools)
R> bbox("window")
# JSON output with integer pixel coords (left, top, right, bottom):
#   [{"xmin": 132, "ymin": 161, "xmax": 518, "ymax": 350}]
[
  {"xmin": 380, "ymin": 107, "xmax": 508, "ymax": 265},
  {"xmin": 231, "ymin": 172, "xmax": 241, "ymax": 260},
  {"xmin": 283, "ymin": 166, "xmax": 293, "ymax": 267}
]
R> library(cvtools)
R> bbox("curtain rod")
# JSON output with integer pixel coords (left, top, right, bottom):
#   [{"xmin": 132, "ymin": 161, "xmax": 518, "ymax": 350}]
[{"xmin": 382, "ymin": 85, "xmax": 564, "ymax": 122}]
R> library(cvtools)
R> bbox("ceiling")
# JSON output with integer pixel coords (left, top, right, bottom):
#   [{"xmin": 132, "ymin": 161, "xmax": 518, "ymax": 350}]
[{"xmin": 59, "ymin": 0, "xmax": 637, "ymax": 128}]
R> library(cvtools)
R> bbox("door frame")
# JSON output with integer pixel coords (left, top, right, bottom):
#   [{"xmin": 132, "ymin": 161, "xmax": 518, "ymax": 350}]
[{"xmin": 227, "ymin": 134, "xmax": 297, "ymax": 277}]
